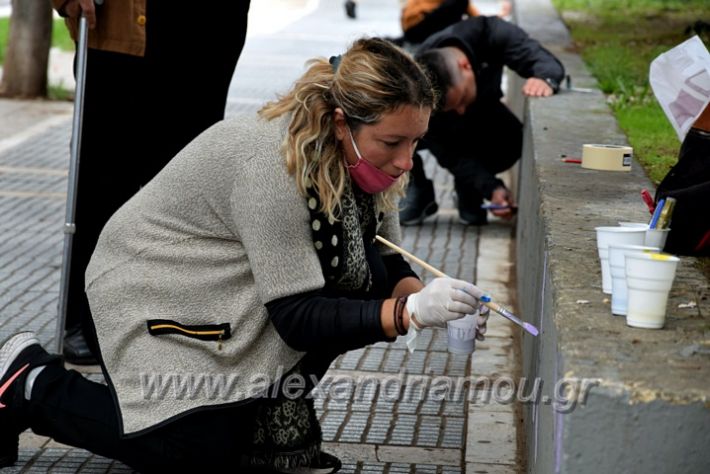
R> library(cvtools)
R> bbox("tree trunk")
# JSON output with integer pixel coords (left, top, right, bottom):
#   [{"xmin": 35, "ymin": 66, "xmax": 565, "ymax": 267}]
[{"xmin": 0, "ymin": 0, "xmax": 53, "ymax": 98}]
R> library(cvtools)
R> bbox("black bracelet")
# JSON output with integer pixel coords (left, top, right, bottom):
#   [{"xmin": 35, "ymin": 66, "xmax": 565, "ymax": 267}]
[
  {"xmin": 392, "ymin": 298, "xmax": 403, "ymax": 335},
  {"xmin": 394, "ymin": 296, "xmax": 408, "ymax": 336},
  {"xmin": 398, "ymin": 296, "xmax": 408, "ymax": 335}
]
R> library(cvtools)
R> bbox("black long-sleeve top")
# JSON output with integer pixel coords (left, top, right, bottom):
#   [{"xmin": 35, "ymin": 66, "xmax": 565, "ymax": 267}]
[{"xmin": 266, "ymin": 242, "xmax": 419, "ymax": 354}]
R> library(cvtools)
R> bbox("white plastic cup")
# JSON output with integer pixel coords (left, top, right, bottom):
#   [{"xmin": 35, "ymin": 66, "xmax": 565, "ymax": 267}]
[
  {"xmin": 447, "ymin": 312, "xmax": 478, "ymax": 354},
  {"xmin": 645, "ymin": 228, "xmax": 670, "ymax": 249},
  {"xmin": 608, "ymin": 244, "xmax": 659, "ymax": 316},
  {"xmin": 625, "ymin": 252, "xmax": 680, "ymax": 329},
  {"xmin": 618, "ymin": 222, "xmax": 649, "ymax": 228},
  {"xmin": 595, "ymin": 227, "xmax": 647, "ymax": 294}
]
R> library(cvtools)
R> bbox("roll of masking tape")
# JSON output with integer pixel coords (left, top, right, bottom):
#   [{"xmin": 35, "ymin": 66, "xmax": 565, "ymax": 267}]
[{"xmin": 581, "ymin": 144, "xmax": 633, "ymax": 172}]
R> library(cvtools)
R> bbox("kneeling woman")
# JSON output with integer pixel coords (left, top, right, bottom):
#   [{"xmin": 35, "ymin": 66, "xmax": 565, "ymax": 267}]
[{"xmin": 0, "ymin": 38, "xmax": 485, "ymax": 473}]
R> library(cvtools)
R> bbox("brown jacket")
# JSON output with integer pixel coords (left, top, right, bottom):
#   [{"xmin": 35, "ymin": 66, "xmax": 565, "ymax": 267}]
[
  {"xmin": 52, "ymin": 0, "xmax": 147, "ymax": 56},
  {"xmin": 401, "ymin": 0, "xmax": 479, "ymax": 32}
]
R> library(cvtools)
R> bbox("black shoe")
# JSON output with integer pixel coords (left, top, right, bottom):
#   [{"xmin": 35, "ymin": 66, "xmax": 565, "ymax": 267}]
[
  {"xmin": 63, "ymin": 326, "xmax": 98, "ymax": 365},
  {"xmin": 0, "ymin": 332, "xmax": 59, "ymax": 468},
  {"xmin": 288, "ymin": 451, "xmax": 342, "ymax": 473},
  {"xmin": 399, "ymin": 179, "xmax": 438, "ymax": 225},
  {"xmin": 458, "ymin": 201, "xmax": 488, "ymax": 225},
  {"xmin": 454, "ymin": 185, "xmax": 488, "ymax": 226},
  {"xmin": 344, "ymin": 0, "xmax": 356, "ymax": 19},
  {"xmin": 250, "ymin": 451, "xmax": 342, "ymax": 473},
  {"xmin": 310, "ymin": 451, "xmax": 341, "ymax": 473},
  {"xmin": 459, "ymin": 207, "xmax": 488, "ymax": 225},
  {"xmin": 455, "ymin": 191, "xmax": 487, "ymax": 225}
]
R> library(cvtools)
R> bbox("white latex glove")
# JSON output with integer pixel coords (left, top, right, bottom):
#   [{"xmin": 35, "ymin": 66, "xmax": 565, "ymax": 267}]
[
  {"xmin": 406, "ymin": 277, "xmax": 484, "ymax": 329},
  {"xmin": 475, "ymin": 304, "xmax": 490, "ymax": 341}
]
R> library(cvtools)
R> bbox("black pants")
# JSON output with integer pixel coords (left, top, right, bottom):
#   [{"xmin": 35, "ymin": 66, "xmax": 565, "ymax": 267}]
[
  {"xmin": 27, "ymin": 349, "xmax": 335, "ymax": 473},
  {"xmin": 65, "ymin": 0, "xmax": 250, "ymax": 336},
  {"xmin": 412, "ymin": 100, "xmax": 522, "ymax": 203}
]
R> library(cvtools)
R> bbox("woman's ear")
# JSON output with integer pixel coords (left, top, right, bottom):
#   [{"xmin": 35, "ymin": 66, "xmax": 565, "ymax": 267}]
[{"xmin": 333, "ymin": 107, "xmax": 347, "ymax": 141}]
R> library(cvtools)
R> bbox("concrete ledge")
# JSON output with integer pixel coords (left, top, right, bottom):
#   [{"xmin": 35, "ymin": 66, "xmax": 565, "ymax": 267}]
[{"xmin": 513, "ymin": 0, "xmax": 710, "ymax": 472}]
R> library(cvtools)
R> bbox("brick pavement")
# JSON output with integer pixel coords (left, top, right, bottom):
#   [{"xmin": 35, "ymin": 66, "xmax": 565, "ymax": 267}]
[{"xmin": 0, "ymin": 0, "xmax": 522, "ymax": 472}]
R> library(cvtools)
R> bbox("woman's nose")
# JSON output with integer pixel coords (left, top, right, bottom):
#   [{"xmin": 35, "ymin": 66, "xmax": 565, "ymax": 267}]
[{"xmin": 394, "ymin": 146, "xmax": 415, "ymax": 172}]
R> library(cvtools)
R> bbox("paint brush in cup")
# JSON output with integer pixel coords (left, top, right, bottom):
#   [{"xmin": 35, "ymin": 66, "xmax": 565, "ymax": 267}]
[
  {"xmin": 648, "ymin": 198, "xmax": 665, "ymax": 229},
  {"xmin": 656, "ymin": 197, "xmax": 676, "ymax": 230},
  {"xmin": 375, "ymin": 235, "xmax": 539, "ymax": 336}
]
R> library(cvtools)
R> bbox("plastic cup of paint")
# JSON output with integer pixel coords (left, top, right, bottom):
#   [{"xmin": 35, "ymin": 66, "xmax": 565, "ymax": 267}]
[
  {"xmin": 595, "ymin": 226, "xmax": 647, "ymax": 294},
  {"xmin": 447, "ymin": 312, "xmax": 478, "ymax": 354},
  {"xmin": 625, "ymin": 252, "xmax": 680, "ymax": 329},
  {"xmin": 608, "ymin": 244, "xmax": 659, "ymax": 316},
  {"xmin": 645, "ymin": 228, "xmax": 670, "ymax": 250}
]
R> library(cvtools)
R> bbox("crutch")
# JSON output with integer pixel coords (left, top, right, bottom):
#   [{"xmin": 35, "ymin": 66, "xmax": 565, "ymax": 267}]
[{"xmin": 55, "ymin": 0, "xmax": 104, "ymax": 354}]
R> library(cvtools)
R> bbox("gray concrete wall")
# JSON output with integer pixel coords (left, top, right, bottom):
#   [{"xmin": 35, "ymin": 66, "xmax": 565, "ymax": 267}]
[{"xmin": 512, "ymin": 0, "xmax": 710, "ymax": 472}]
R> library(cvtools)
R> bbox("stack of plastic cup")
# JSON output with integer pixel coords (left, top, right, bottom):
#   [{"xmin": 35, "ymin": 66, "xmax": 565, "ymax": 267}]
[
  {"xmin": 608, "ymin": 244, "xmax": 659, "ymax": 316},
  {"xmin": 625, "ymin": 252, "xmax": 680, "ymax": 329},
  {"xmin": 595, "ymin": 227, "xmax": 647, "ymax": 294}
]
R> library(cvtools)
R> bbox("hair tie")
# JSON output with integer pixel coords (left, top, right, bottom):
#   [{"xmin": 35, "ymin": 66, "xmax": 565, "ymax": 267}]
[{"xmin": 329, "ymin": 55, "xmax": 342, "ymax": 73}]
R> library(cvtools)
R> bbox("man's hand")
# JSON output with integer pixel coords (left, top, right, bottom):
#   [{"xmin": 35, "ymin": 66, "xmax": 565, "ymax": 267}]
[
  {"xmin": 63, "ymin": 0, "xmax": 97, "ymax": 29},
  {"xmin": 490, "ymin": 186, "xmax": 515, "ymax": 219},
  {"xmin": 522, "ymin": 78, "xmax": 553, "ymax": 97}
]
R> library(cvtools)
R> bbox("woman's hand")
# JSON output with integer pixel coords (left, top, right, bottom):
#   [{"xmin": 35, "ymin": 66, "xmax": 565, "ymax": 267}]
[{"xmin": 406, "ymin": 277, "xmax": 483, "ymax": 329}]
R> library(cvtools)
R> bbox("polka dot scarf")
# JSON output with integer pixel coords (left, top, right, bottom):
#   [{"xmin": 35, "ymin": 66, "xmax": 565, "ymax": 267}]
[{"xmin": 305, "ymin": 178, "xmax": 383, "ymax": 293}]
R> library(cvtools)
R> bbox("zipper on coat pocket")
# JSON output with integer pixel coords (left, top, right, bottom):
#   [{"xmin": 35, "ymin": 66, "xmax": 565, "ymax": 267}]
[{"xmin": 146, "ymin": 319, "xmax": 231, "ymax": 350}]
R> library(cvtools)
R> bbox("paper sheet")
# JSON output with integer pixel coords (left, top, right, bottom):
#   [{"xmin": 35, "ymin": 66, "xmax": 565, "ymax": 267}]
[{"xmin": 649, "ymin": 36, "xmax": 710, "ymax": 141}]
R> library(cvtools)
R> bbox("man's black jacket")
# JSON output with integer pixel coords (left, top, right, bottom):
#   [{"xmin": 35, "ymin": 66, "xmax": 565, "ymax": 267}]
[{"xmin": 417, "ymin": 15, "xmax": 565, "ymax": 105}]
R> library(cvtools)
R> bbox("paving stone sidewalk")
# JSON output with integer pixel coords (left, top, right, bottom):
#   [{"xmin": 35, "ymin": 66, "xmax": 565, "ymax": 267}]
[{"xmin": 0, "ymin": 1, "xmax": 522, "ymax": 472}]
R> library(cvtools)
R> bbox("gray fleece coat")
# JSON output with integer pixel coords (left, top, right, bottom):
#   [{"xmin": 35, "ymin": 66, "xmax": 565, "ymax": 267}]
[{"xmin": 85, "ymin": 115, "xmax": 403, "ymax": 435}]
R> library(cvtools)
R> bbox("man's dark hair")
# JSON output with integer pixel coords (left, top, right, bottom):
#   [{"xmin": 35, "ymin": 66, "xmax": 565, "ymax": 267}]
[{"xmin": 415, "ymin": 49, "xmax": 455, "ymax": 111}]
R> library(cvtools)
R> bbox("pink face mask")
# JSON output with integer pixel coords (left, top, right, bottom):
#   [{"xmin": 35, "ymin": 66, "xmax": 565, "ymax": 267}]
[{"xmin": 345, "ymin": 128, "xmax": 399, "ymax": 194}]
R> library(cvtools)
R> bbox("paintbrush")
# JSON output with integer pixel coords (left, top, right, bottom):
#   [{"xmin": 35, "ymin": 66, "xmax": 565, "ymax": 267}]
[{"xmin": 375, "ymin": 235, "xmax": 539, "ymax": 336}]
